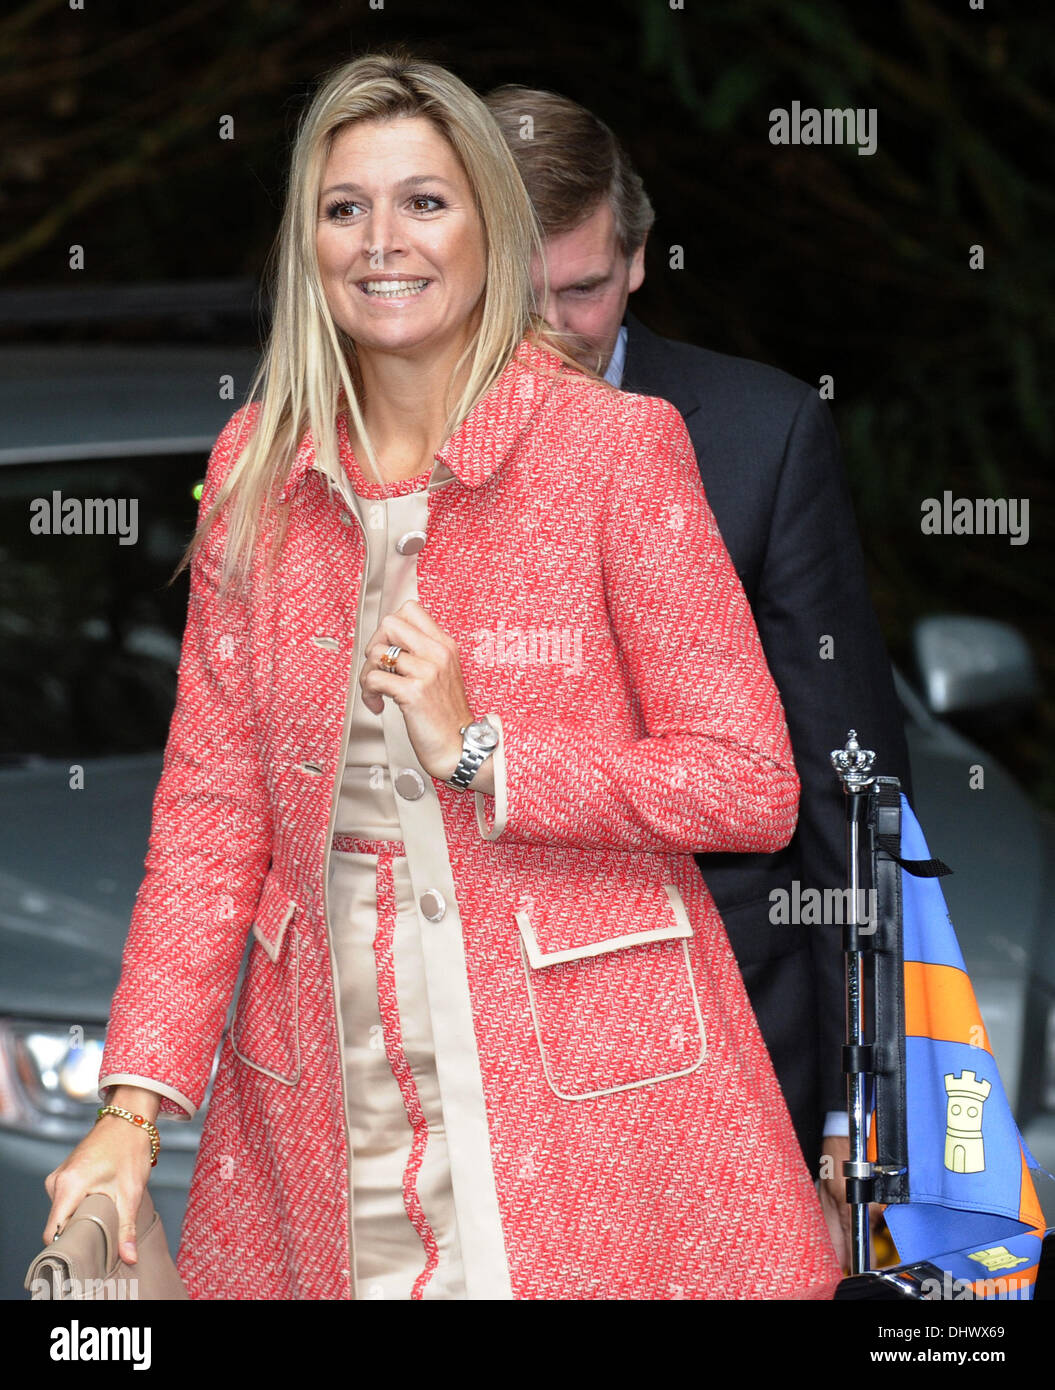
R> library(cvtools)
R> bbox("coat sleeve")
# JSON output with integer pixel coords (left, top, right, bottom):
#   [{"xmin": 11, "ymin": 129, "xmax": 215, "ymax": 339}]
[
  {"xmin": 473, "ymin": 393, "xmax": 800, "ymax": 855},
  {"xmin": 97, "ymin": 405, "xmax": 272, "ymax": 1119}
]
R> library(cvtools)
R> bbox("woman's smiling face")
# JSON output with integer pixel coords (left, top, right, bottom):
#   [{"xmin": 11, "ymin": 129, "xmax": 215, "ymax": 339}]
[{"xmin": 315, "ymin": 115, "xmax": 488, "ymax": 359}]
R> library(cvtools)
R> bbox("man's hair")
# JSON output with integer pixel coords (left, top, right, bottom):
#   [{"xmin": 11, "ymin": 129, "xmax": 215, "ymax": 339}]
[{"xmin": 483, "ymin": 85, "xmax": 655, "ymax": 259}]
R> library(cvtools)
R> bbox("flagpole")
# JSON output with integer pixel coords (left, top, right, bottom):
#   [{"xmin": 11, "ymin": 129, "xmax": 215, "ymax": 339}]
[{"xmin": 831, "ymin": 730, "xmax": 877, "ymax": 1274}]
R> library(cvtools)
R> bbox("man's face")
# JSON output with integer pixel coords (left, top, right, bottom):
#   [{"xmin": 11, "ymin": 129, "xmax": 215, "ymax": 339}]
[{"xmin": 530, "ymin": 199, "xmax": 645, "ymax": 377}]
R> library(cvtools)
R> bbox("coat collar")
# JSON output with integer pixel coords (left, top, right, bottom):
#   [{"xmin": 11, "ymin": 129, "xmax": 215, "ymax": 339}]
[{"xmin": 277, "ymin": 336, "xmax": 564, "ymax": 505}]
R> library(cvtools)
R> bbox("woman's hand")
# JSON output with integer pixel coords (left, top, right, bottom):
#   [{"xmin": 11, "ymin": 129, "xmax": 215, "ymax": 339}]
[
  {"xmin": 42, "ymin": 1085, "xmax": 159, "ymax": 1265},
  {"xmin": 359, "ymin": 599, "xmax": 476, "ymax": 783}
]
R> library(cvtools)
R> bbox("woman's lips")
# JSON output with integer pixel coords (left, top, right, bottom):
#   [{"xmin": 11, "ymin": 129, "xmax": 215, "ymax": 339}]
[{"xmin": 356, "ymin": 278, "xmax": 431, "ymax": 299}]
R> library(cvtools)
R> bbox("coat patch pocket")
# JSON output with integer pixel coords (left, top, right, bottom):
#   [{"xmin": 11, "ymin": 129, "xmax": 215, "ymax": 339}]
[
  {"xmin": 516, "ymin": 880, "xmax": 707, "ymax": 1101},
  {"xmin": 230, "ymin": 875, "xmax": 301, "ymax": 1086}
]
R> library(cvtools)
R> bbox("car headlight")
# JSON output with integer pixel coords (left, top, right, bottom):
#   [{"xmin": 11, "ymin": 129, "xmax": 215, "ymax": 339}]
[
  {"xmin": 0, "ymin": 1020, "xmax": 107, "ymax": 1124},
  {"xmin": 15, "ymin": 1025, "xmax": 105, "ymax": 1114},
  {"xmin": 0, "ymin": 1017, "xmax": 205, "ymax": 1145}
]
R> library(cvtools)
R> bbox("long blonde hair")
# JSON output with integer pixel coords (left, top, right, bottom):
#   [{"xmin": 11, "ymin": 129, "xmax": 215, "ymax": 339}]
[{"xmin": 174, "ymin": 45, "xmax": 610, "ymax": 601}]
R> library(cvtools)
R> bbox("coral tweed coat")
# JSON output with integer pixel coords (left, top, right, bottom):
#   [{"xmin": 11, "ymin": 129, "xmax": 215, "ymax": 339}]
[{"xmin": 98, "ymin": 337, "xmax": 841, "ymax": 1300}]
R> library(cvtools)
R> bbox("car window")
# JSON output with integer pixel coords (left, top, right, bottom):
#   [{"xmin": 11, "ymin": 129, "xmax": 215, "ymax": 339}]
[{"xmin": 0, "ymin": 454, "xmax": 204, "ymax": 760}]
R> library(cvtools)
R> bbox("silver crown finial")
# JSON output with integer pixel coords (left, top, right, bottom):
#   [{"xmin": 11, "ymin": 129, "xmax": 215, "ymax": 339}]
[{"xmin": 830, "ymin": 729, "xmax": 876, "ymax": 790}]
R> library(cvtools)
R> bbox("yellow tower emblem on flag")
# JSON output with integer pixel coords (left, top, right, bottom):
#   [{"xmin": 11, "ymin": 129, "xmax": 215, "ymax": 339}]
[
  {"xmin": 967, "ymin": 1246, "xmax": 1029, "ymax": 1272},
  {"xmin": 944, "ymin": 1070, "xmax": 991, "ymax": 1173}
]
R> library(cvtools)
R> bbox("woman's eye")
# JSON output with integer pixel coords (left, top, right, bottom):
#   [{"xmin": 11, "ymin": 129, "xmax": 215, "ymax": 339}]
[{"xmin": 323, "ymin": 194, "xmax": 446, "ymax": 222}]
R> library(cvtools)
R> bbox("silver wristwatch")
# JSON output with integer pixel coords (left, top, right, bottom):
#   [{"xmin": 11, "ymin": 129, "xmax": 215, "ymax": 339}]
[{"xmin": 448, "ymin": 716, "xmax": 499, "ymax": 791}]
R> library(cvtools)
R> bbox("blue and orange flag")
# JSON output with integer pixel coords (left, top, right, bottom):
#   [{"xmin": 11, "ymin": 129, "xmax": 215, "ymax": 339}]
[{"xmin": 881, "ymin": 794, "xmax": 1046, "ymax": 1286}]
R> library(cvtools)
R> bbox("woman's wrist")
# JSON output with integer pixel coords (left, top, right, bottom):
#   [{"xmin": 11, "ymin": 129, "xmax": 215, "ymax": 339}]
[
  {"xmin": 105, "ymin": 1084, "xmax": 161, "ymax": 1125},
  {"xmin": 467, "ymin": 755, "xmax": 495, "ymax": 796}
]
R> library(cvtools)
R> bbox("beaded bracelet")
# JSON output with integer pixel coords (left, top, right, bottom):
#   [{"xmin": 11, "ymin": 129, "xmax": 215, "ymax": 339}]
[{"xmin": 96, "ymin": 1105, "xmax": 161, "ymax": 1167}]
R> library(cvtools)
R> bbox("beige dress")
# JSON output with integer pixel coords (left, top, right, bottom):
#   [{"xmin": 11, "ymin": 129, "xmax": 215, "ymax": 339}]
[{"xmin": 326, "ymin": 458, "xmax": 468, "ymax": 1301}]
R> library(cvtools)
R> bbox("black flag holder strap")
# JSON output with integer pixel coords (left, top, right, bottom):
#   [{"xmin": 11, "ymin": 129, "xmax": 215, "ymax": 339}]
[
  {"xmin": 828, "ymin": 733, "xmax": 949, "ymax": 1275},
  {"xmin": 873, "ymin": 778, "xmax": 952, "ymax": 878}
]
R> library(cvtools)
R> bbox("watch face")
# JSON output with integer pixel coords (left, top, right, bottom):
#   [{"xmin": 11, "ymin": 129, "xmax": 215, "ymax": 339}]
[{"xmin": 467, "ymin": 719, "xmax": 499, "ymax": 751}]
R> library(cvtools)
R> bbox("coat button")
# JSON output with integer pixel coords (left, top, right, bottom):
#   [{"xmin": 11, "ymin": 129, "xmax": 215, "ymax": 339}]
[
  {"xmin": 419, "ymin": 890, "xmax": 446, "ymax": 922},
  {"xmin": 396, "ymin": 530, "xmax": 427, "ymax": 555},
  {"xmin": 394, "ymin": 768, "xmax": 425, "ymax": 800}
]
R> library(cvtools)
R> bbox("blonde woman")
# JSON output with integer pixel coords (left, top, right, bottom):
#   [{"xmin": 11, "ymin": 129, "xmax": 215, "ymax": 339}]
[{"xmin": 42, "ymin": 48, "xmax": 841, "ymax": 1300}]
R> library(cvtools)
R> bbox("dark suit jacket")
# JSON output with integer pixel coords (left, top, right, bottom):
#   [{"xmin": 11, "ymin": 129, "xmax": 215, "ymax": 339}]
[{"xmin": 620, "ymin": 308, "xmax": 913, "ymax": 1172}]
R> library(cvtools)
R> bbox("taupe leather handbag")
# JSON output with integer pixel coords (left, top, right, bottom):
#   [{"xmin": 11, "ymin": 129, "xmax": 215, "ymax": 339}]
[{"xmin": 24, "ymin": 1188, "xmax": 189, "ymax": 1300}]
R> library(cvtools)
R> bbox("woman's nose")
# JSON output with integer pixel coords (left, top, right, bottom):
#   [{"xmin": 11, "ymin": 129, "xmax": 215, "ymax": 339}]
[{"xmin": 362, "ymin": 208, "xmax": 404, "ymax": 265}]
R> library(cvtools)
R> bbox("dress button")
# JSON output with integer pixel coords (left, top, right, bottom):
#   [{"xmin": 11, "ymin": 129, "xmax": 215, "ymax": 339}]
[
  {"xmin": 419, "ymin": 890, "xmax": 446, "ymax": 922},
  {"xmin": 394, "ymin": 768, "xmax": 425, "ymax": 800},
  {"xmin": 396, "ymin": 530, "xmax": 427, "ymax": 555}
]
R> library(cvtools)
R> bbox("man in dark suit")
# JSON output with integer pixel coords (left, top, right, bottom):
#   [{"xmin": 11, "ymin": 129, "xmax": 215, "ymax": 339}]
[{"xmin": 486, "ymin": 85, "xmax": 913, "ymax": 1264}]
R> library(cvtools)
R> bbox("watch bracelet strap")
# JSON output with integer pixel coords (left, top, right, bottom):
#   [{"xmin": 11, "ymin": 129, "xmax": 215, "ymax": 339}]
[
  {"xmin": 449, "ymin": 741, "xmax": 487, "ymax": 790},
  {"xmin": 449, "ymin": 721, "xmax": 494, "ymax": 790}
]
